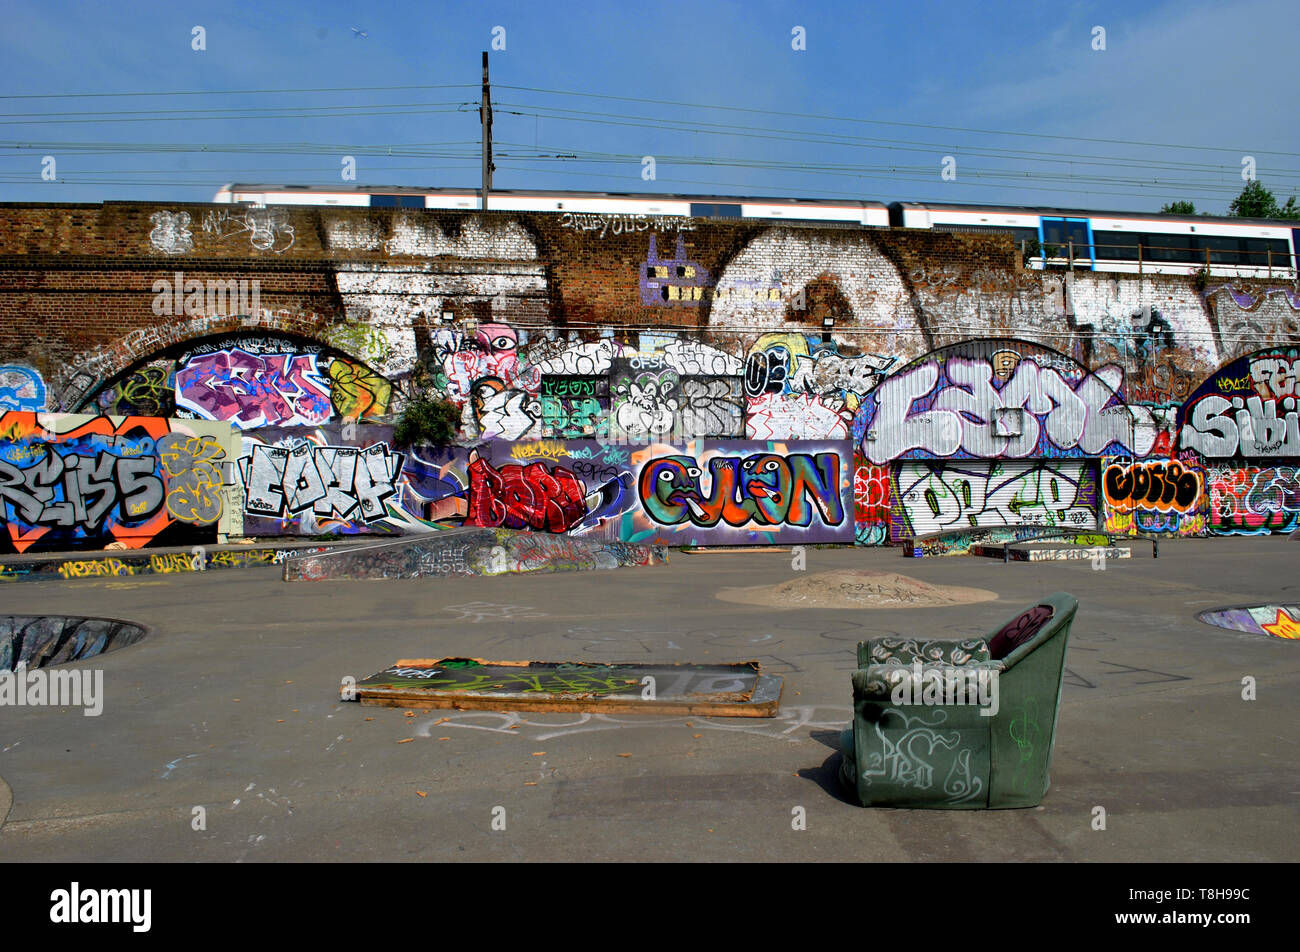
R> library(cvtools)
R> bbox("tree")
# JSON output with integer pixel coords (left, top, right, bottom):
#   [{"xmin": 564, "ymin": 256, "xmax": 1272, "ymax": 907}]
[
  {"xmin": 1228, "ymin": 179, "xmax": 1300, "ymax": 219},
  {"xmin": 392, "ymin": 396, "xmax": 461, "ymax": 448},
  {"xmin": 1160, "ymin": 200, "xmax": 1196, "ymax": 215}
]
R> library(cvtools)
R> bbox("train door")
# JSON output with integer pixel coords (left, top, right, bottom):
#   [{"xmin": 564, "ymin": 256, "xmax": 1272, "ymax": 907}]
[{"xmin": 1039, "ymin": 217, "xmax": 1096, "ymax": 270}]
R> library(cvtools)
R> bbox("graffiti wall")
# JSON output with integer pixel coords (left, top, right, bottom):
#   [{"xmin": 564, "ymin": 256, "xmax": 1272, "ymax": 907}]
[
  {"xmin": 89, "ymin": 333, "xmax": 392, "ymax": 433},
  {"xmin": 889, "ymin": 459, "xmax": 1098, "ymax": 542},
  {"xmin": 1100, "ymin": 456, "xmax": 1208, "ymax": 537},
  {"xmin": 1205, "ymin": 462, "xmax": 1300, "ymax": 536},
  {"xmin": 4, "ymin": 203, "xmax": 1300, "ymax": 548},
  {"xmin": 229, "ymin": 434, "xmax": 852, "ymax": 546},
  {"xmin": 0, "ymin": 366, "xmax": 46, "ymax": 412},
  {"xmin": 0, "ymin": 411, "xmax": 239, "ymax": 553},
  {"xmin": 1178, "ymin": 348, "xmax": 1299, "ymax": 458},
  {"xmin": 855, "ymin": 340, "xmax": 1150, "ymax": 463}
]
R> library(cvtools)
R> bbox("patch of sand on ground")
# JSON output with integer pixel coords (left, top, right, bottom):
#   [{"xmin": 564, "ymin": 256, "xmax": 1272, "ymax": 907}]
[{"xmin": 717, "ymin": 570, "xmax": 999, "ymax": 610}]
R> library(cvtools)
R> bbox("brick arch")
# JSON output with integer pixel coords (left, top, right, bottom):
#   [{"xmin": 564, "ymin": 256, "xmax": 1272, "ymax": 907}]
[
  {"xmin": 73, "ymin": 328, "xmax": 394, "ymax": 427},
  {"xmin": 53, "ymin": 308, "xmax": 360, "ymax": 412}
]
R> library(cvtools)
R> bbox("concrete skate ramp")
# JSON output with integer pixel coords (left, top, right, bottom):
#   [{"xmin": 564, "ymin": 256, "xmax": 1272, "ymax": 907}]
[
  {"xmin": 2, "ymin": 615, "xmax": 147, "ymax": 671},
  {"xmin": 283, "ymin": 528, "xmax": 669, "ymax": 582},
  {"xmin": 1198, "ymin": 604, "xmax": 1300, "ymax": 640}
]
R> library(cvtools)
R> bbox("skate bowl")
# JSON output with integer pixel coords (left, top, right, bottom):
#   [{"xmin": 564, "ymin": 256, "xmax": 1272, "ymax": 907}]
[
  {"xmin": 2, "ymin": 615, "xmax": 148, "ymax": 671},
  {"xmin": 282, "ymin": 527, "xmax": 669, "ymax": 582},
  {"xmin": 1197, "ymin": 604, "xmax": 1300, "ymax": 640}
]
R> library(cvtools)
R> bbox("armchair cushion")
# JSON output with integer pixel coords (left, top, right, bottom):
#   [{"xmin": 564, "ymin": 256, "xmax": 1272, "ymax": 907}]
[{"xmin": 988, "ymin": 604, "xmax": 1054, "ymax": 661}]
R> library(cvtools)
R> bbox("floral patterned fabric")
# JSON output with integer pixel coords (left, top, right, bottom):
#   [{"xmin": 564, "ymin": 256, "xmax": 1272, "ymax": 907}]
[
  {"xmin": 857, "ymin": 637, "xmax": 991, "ymax": 669},
  {"xmin": 853, "ymin": 660, "xmax": 1004, "ymax": 699}
]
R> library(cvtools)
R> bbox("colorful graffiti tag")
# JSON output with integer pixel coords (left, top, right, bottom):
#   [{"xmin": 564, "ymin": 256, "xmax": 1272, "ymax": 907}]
[
  {"xmin": 0, "ymin": 366, "xmax": 46, "ymax": 412},
  {"xmin": 0, "ymin": 411, "xmax": 237, "ymax": 552},
  {"xmin": 1206, "ymin": 462, "xmax": 1300, "ymax": 535},
  {"xmin": 240, "ymin": 441, "xmax": 404, "ymax": 525},
  {"xmin": 853, "ymin": 461, "xmax": 891, "ymax": 545},
  {"xmin": 1100, "ymin": 456, "xmax": 1208, "ymax": 536},
  {"xmin": 856, "ymin": 341, "xmax": 1148, "ymax": 463},
  {"xmin": 890, "ymin": 459, "xmax": 1098, "ymax": 542},
  {"xmin": 95, "ymin": 335, "xmax": 392, "ymax": 431},
  {"xmin": 1178, "ymin": 348, "xmax": 1300, "ymax": 457},
  {"xmin": 1197, "ymin": 604, "xmax": 1300, "ymax": 640}
]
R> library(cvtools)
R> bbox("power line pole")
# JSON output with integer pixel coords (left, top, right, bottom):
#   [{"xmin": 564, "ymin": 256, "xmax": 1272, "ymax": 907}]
[{"xmin": 481, "ymin": 51, "xmax": 493, "ymax": 210}]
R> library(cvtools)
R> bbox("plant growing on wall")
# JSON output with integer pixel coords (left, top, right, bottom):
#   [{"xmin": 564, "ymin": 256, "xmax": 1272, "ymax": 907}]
[{"xmin": 393, "ymin": 396, "xmax": 461, "ymax": 448}]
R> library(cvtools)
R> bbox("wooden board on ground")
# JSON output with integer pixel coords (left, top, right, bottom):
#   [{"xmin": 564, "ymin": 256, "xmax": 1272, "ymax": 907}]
[{"xmin": 349, "ymin": 658, "xmax": 783, "ymax": 717}]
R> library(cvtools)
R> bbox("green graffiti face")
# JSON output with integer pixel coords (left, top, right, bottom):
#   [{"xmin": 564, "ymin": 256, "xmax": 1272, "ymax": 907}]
[
  {"xmin": 740, "ymin": 454, "xmax": 793, "ymax": 524},
  {"xmin": 639, "ymin": 455, "xmax": 703, "ymax": 524}
]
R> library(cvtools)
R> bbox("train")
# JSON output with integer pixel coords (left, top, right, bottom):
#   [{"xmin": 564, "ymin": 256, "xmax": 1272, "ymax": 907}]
[{"xmin": 213, "ymin": 184, "xmax": 1300, "ymax": 278}]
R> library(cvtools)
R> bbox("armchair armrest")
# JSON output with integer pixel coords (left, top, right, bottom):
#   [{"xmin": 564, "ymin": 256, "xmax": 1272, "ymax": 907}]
[{"xmin": 856, "ymin": 637, "xmax": 991, "ymax": 669}]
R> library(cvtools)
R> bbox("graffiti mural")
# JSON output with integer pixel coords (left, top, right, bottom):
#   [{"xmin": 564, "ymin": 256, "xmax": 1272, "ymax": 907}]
[
  {"xmin": 622, "ymin": 440, "xmax": 853, "ymax": 545},
  {"xmin": 857, "ymin": 340, "xmax": 1151, "ymax": 463},
  {"xmin": 232, "ymin": 435, "xmax": 852, "ymax": 545},
  {"xmin": 0, "ymin": 411, "xmax": 237, "ymax": 553},
  {"xmin": 240, "ymin": 440, "xmax": 403, "ymax": 525},
  {"xmin": 1198, "ymin": 604, "xmax": 1300, "ymax": 640},
  {"xmin": 890, "ymin": 460, "xmax": 1098, "ymax": 542},
  {"xmin": 1206, "ymin": 462, "xmax": 1300, "ymax": 536},
  {"xmin": 854, "ymin": 461, "xmax": 892, "ymax": 545},
  {"xmin": 1101, "ymin": 456, "xmax": 1208, "ymax": 536},
  {"xmin": 96, "ymin": 363, "xmax": 175, "ymax": 417},
  {"xmin": 745, "ymin": 334, "xmax": 895, "ymax": 440},
  {"xmin": 328, "ymin": 356, "xmax": 392, "ymax": 421},
  {"xmin": 641, "ymin": 234, "xmax": 710, "ymax": 305},
  {"xmin": 610, "ymin": 358, "xmax": 744, "ymax": 440},
  {"xmin": 1178, "ymin": 348, "xmax": 1300, "ymax": 457},
  {"xmin": 176, "ymin": 349, "xmax": 332, "ymax": 427},
  {"xmin": 0, "ymin": 366, "xmax": 46, "ymax": 412},
  {"xmin": 239, "ymin": 424, "xmax": 407, "ymax": 536},
  {"xmin": 540, "ymin": 376, "xmax": 609, "ymax": 439},
  {"xmin": 113, "ymin": 335, "xmax": 398, "ymax": 431}
]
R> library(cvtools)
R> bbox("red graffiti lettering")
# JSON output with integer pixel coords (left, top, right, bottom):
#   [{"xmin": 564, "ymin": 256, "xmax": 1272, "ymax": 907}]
[{"xmin": 466, "ymin": 451, "xmax": 587, "ymax": 533}]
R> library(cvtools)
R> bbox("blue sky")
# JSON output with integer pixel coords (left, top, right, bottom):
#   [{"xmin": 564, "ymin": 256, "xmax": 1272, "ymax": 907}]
[{"xmin": 2, "ymin": 0, "xmax": 1297, "ymax": 214}]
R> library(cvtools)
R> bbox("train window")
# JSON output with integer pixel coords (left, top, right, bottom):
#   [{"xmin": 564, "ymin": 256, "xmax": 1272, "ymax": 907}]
[
  {"xmin": 1200, "ymin": 235, "xmax": 1243, "ymax": 265},
  {"xmin": 689, "ymin": 203, "xmax": 742, "ymax": 218},
  {"xmin": 1041, "ymin": 218, "xmax": 1090, "ymax": 258},
  {"xmin": 370, "ymin": 195, "xmax": 425, "ymax": 208},
  {"xmin": 1093, "ymin": 231, "xmax": 1141, "ymax": 260},
  {"xmin": 1243, "ymin": 237, "xmax": 1292, "ymax": 268},
  {"xmin": 1144, "ymin": 233, "xmax": 1193, "ymax": 262},
  {"xmin": 933, "ymin": 224, "xmax": 1039, "ymax": 244}
]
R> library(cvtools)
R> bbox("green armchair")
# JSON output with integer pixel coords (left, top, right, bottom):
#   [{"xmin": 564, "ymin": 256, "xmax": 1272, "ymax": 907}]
[{"xmin": 839, "ymin": 592, "xmax": 1078, "ymax": 809}]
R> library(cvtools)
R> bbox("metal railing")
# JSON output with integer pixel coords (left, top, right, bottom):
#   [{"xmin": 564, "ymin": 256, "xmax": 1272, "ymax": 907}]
[{"xmin": 1019, "ymin": 238, "xmax": 1296, "ymax": 277}]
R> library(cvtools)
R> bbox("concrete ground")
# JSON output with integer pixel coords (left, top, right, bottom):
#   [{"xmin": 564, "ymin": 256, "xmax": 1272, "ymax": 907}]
[{"xmin": 0, "ymin": 537, "xmax": 1296, "ymax": 862}]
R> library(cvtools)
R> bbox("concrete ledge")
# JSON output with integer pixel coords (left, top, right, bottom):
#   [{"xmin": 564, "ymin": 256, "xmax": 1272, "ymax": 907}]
[
  {"xmin": 283, "ymin": 527, "xmax": 668, "ymax": 581},
  {"xmin": 0, "ymin": 541, "xmax": 348, "ymax": 584}
]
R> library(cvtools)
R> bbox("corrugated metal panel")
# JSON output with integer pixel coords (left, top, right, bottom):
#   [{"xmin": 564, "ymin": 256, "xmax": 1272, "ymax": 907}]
[{"xmin": 890, "ymin": 460, "xmax": 1099, "ymax": 541}]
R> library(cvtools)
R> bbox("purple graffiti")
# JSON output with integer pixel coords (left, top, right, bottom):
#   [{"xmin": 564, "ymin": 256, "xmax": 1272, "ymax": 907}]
[{"xmin": 176, "ymin": 350, "xmax": 332, "ymax": 428}]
